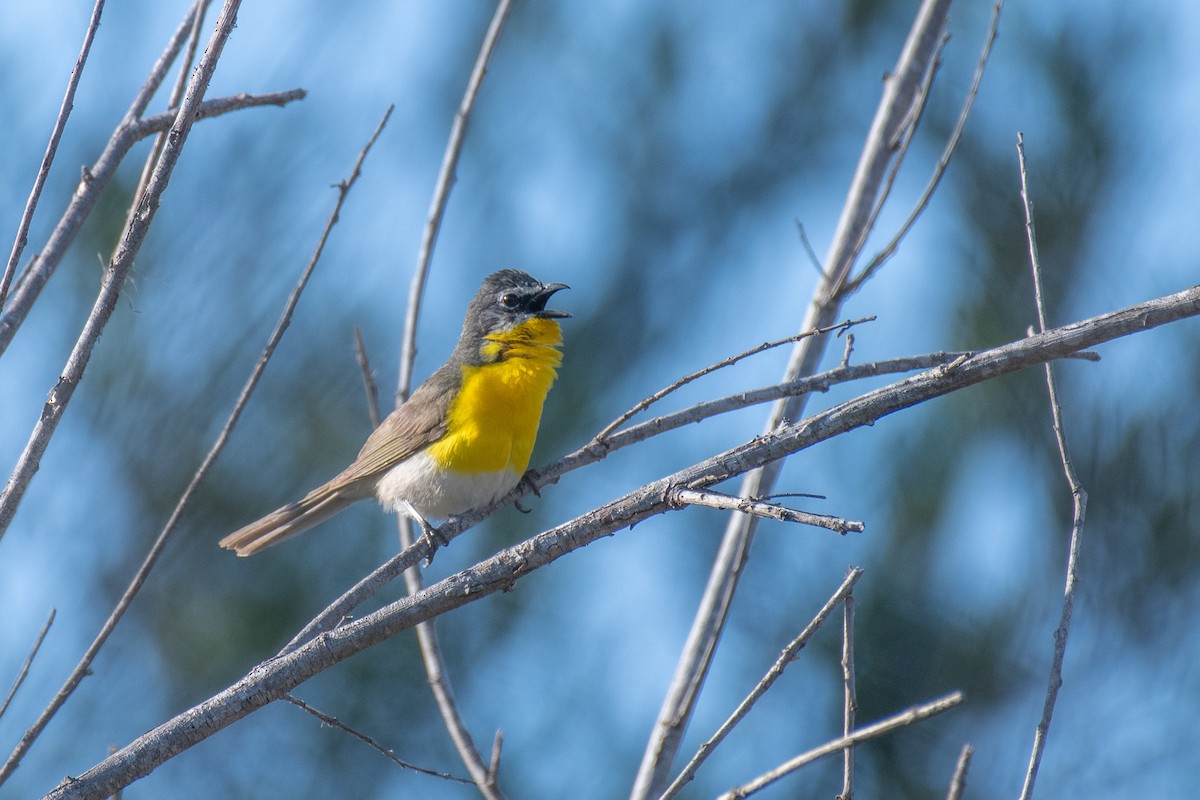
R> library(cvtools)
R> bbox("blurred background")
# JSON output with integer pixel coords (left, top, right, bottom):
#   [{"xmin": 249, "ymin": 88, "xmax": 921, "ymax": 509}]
[{"xmin": 2, "ymin": 1, "xmax": 1198, "ymax": 797}]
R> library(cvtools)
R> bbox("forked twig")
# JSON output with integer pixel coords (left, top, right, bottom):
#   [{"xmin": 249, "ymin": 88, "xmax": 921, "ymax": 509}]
[
  {"xmin": 848, "ymin": 0, "xmax": 1006, "ymax": 292},
  {"xmin": 716, "ymin": 692, "xmax": 964, "ymax": 800},
  {"xmin": 1015, "ymin": 132, "xmax": 1088, "ymax": 800},
  {"xmin": 660, "ymin": 569, "xmax": 863, "ymax": 799},
  {"xmin": 0, "ymin": 0, "xmax": 105, "ymax": 312}
]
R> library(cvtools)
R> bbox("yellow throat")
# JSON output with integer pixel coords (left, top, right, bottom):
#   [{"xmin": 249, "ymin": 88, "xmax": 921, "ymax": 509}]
[{"xmin": 427, "ymin": 316, "xmax": 563, "ymax": 475}]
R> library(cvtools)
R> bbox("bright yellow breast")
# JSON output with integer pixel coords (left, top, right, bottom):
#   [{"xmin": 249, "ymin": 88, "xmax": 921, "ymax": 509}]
[{"xmin": 427, "ymin": 318, "xmax": 563, "ymax": 475}]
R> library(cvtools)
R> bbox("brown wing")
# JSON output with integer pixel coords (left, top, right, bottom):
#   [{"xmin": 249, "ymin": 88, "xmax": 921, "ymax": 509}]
[{"xmin": 328, "ymin": 362, "xmax": 459, "ymax": 488}]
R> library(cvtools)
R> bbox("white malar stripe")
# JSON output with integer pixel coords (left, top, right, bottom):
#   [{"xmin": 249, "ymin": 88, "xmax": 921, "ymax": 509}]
[{"xmin": 374, "ymin": 449, "xmax": 522, "ymax": 520}]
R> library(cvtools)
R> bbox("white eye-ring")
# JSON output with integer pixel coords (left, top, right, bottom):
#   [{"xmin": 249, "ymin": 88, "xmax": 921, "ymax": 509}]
[{"xmin": 499, "ymin": 292, "xmax": 520, "ymax": 309}]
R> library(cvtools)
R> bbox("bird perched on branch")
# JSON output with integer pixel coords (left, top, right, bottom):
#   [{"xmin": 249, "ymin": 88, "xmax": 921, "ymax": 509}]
[{"xmin": 220, "ymin": 269, "xmax": 569, "ymax": 557}]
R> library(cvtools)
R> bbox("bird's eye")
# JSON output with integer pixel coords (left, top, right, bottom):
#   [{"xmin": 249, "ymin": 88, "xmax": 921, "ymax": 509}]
[{"xmin": 499, "ymin": 292, "xmax": 520, "ymax": 309}]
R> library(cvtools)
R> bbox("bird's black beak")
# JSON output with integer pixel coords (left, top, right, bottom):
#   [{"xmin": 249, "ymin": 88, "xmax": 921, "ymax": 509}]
[{"xmin": 531, "ymin": 282, "xmax": 570, "ymax": 319}]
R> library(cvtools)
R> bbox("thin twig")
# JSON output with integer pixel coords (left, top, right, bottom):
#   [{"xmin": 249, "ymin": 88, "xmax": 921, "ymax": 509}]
[
  {"xmin": 284, "ymin": 694, "xmax": 472, "ymax": 783},
  {"xmin": 716, "ymin": 692, "xmax": 965, "ymax": 800},
  {"xmin": 945, "ymin": 743, "xmax": 974, "ymax": 800},
  {"xmin": 849, "ymin": 0, "xmax": 1005, "ymax": 292},
  {"xmin": 354, "ymin": 327, "xmax": 381, "ymax": 429},
  {"xmin": 595, "ymin": 317, "xmax": 874, "ymax": 442},
  {"xmin": 794, "ymin": 219, "xmax": 825, "ymax": 277},
  {"xmin": 0, "ymin": 103, "xmax": 389, "ymax": 786},
  {"xmin": 659, "ymin": 569, "xmax": 863, "ymax": 800},
  {"xmin": 839, "ymin": 586, "xmax": 857, "ymax": 800},
  {"xmin": 0, "ymin": 610, "xmax": 55, "ymax": 723},
  {"xmin": 669, "ymin": 487, "xmax": 863, "ymax": 535},
  {"xmin": 397, "ymin": 0, "xmax": 513, "ymax": 401},
  {"xmin": 843, "ymin": 29, "xmax": 947, "ymax": 297},
  {"xmin": 1016, "ymin": 131, "xmax": 1088, "ymax": 800},
  {"xmin": 0, "ymin": 0, "xmax": 105, "ymax": 312}
]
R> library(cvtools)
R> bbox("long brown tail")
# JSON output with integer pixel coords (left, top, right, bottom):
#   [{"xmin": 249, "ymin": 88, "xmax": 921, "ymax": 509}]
[{"xmin": 219, "ymin": 483, "xmax": 364, "ymax": 557}]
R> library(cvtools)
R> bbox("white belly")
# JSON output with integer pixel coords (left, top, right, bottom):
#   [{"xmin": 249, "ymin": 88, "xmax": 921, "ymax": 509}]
[{"xmin": 374, "ymin": 449, "xmax": 521, "ymax": 520}]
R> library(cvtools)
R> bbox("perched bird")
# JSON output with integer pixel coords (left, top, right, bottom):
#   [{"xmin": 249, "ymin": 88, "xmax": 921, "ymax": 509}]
[{"xmin": 220, "ymin": 269, "xmax": 568, "ymax": 556}]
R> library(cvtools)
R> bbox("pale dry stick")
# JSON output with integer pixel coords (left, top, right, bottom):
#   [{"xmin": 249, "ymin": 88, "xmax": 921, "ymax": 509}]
[
  {"xmin": 840, "ymin": 587, "xmax": 857, "ymax": 800},
  {"xmin": 41, "ymin": 285, "xmax": 1200, "ymax": 800},
  {"xmin": 1016, "ymin": 133, "xmax": 1088, "ymax": 800},
  {"xmin": 669, "ymin": 487, "xmax": 863, "ymax": 535},
  {"xmin": 0, "ymin": 2, "xmax": 204, "ymax": 355},
  {"xmin": 397, "ymin": 0, "xmax": 513, "ymax": 400},
  {"xmin": 848, "ymin": 0, "xmax": 1005, "ymax": 293},
  {"xmin": 390, "ymin": 3, "xmax": 516, "ymax": 793},
  {"xmin": 0, "ymin": 610, "xmax": 55, "ymax": 723},
  {"xmin": 596, "ymin": 318, "xmax": 872, "ymax": 442},
  {"xmin": 284, "ymin": 694, "xmax": 472, "ymax": 784},
  {"xmin": 659, "ymin": 568, "xmax": 863, "ymax": 800},
  {"xmin": 717, "ymin": 692, "xmax": 965, "ymax": 800},
  {"xmin": 946, "ymin": 743, "xmax": 974, "ymax": 800},
  {"xmin": 0, "ymin": 0, "xmax": 105, "ymax": 312},
  {"xmin": 0, "ymin": 105, "xmax": 390, "ymax": 787},
  {"xmin": 843, "ymin": 28, "xmax": 947, "ymax": 283},
  {"xmin": 122, "ymin": 0, "xmax": 210, "ymax": 235},
  {"xmin": 631, "ymin": 4, "xmax": 956, "ymax": 795},
  {"xmin": 353, "ymin": 327, "xmax": 382, "ymax": 429}
]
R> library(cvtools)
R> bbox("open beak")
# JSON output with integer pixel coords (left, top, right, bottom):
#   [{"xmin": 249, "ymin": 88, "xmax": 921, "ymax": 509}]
[{"xmin": 531, "ymin": 282, "xmax": 570, "ymax": 319}]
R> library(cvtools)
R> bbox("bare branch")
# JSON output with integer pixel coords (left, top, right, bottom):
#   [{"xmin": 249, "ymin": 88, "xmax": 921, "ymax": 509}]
[
  {"xmin": 41, "ymin": 284, "xmax": 1200, "ymax": 800},
  {"xmin": 397, "ymin": 0, "xmax": 514, "ymax": 401},
  {"xmin": 630, "ymin": 3, "xmax": 958, "ymax": 793},
  {"xmin": 0, "ymin": 610, "xmax": 55, "ymax": 723},
  {"xmin": 1016, "ymin": 131, "xmax": 1089, "ymax": 800},
  {"xmin": 849, "ymin": 0, "xmax": 1005, "ymax": 292},
  {"xmin": 669, "ymin": 487, "xmax": 863, "ymax": 535},
  {"xmin": 716, "ymin": 693, "xmax": 964, "ymax": 800},
  {"xmin": 0, "ymin": 103, "xmax": 389, "ymax": 786},
  {"xmin": 0, "ymin": 0, "xmax": 105, "ymax": 312},
  {"xmin": 946, "ymin": 743, "xmax": 974, "ymax": 800},
  {"xmin": 660, "ymin": 569, "xmax": 863, "ymax": 800},
  {"xmin": 595, "ymin": 318, "xmax": 873, "ymax": 442},
  {"xmin": 284, "ymin": 695, "xmax": 472, "ymax": 784},
  {"xmin": 839, "ymin": 587, "xmax": 858, "ymax": 800},
  {"xmin": 121, "ymin": 0, "xmax": 209, "ymax": 238}
]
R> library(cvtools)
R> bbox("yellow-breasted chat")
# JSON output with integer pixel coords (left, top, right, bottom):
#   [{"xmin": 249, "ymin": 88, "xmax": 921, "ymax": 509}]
[{"xmin": 220, "ymin": 269, "xmax": 568, "ymax": 556}]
